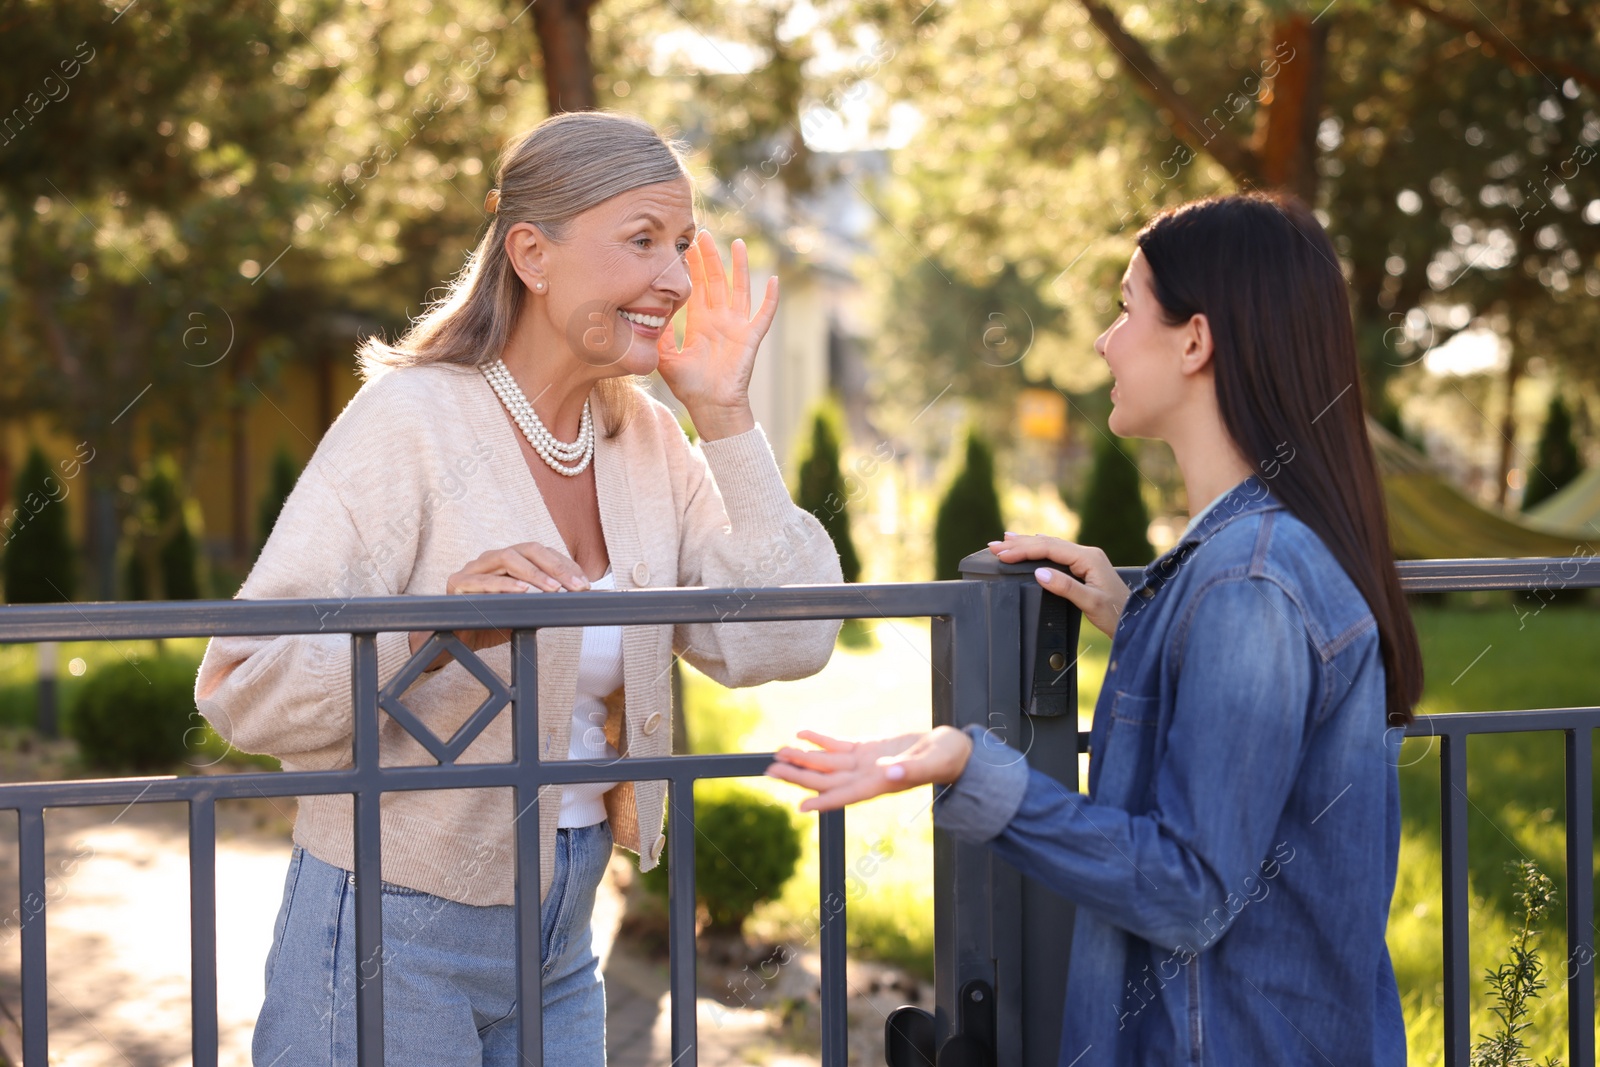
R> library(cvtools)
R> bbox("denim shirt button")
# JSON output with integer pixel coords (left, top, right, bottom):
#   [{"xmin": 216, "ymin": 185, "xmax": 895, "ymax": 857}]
[
  {"xmin": 1139, "ymin": 587, "xmax": 1155, "ymax": 599},
  {"xmin": 1109, "ymin": 659, "xmax": 1117, "ymax": 672}
]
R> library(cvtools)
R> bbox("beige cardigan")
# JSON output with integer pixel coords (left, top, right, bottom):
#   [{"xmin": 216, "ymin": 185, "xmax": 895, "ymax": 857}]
[{"xmin": 194, "ymin": 362, "xmax": 842, "ymax": 905}]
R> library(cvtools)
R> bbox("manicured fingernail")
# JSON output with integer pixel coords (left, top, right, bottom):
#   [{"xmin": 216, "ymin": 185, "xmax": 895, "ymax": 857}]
[
  {"xmin": 516, "ymin": 581, "xmax": 533, "ymax": 592},
  {"xmin": 884, "ymin": 763, "xmax": 905, "ymax": 781},
  {"xmin": 1004, "ymin": 531, "xmax": 1017, "ymax": 538},
  {"xmin": 1035, "ymin": 567, "xmax": 1053, "ymax": 582}
]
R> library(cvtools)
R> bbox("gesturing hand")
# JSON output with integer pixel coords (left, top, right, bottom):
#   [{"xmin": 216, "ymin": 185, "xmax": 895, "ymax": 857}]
[
  {"xmin": 764, "ymin": 727, "xmax": 975, "ymax": 813},
  {"xmin": 988, "ymin": 532, "xmax": 1131, "ymax": 637},
  {"xmin": 655, "ymin": 231, "xmax": 776, "ymax": 440}
]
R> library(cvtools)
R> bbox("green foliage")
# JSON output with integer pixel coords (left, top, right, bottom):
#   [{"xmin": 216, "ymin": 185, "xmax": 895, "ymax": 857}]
[
  {"xmin": 257, "ymin": 446, "xmax": 302, "ymax": 552},
  {"xmin": 1074, "ymin": 433, "xmax": 1154, "ymax": 567},
  {"xmin": 873, "ymin": 257, "xmax": 1070, "ymax": 440},
  {"xmin": 1522, "ymin": 397, "xmax": 1584, "ymax": 512},
  {"xmin": 1470, "ymin": 861, "xmax": 1562, "ymax": 1067},
  {"xmin": 934, "ymin": 431, "xmax": 1005, "ymax": 581},
  {"xmin": 3, "ymin": 447, "xmax": 78, "ymax": 604},
  {"xmin": 683, "ymin": 677, "xmax": 760, "ymax": 755},
  {"xmin": 642, "ymin": 779, "xmax": 803, "ymax": 936},
  {"xmin": 793, "ymin": 402, "xmax": 861, "ymax": 584},
  {"xmin": 70, "ymin": 653, "xmax": 203, "ymax": 771},
  {"xmin": 122, "ymin": 456, "xmax": 206, "ymax": 600}
]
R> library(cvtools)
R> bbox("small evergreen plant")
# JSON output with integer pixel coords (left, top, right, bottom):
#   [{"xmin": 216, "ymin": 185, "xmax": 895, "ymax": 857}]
[
  {"xmin": 122, "ymin": 456, "xmax": 206, "ymax": 600},
  {"xmin": 641, "ymin": 780, "xmax": 803, "ymax": 936},
  {"xmin": 2, "ymin": 446, "xmax": 78, "ymax": 604},
  {"xmin": 257, "ymin": 446, "xmax": 301, "ymax": 552},
  {"xmin": 72, "ymin": 653, "xmax": 204, "ymax": 771},
  {"xmin": 934, "ymin": 431, "xmax": 1005, "ymax": 581},
  {"xmin": 1073, "ymin": 433, "xmax": 1154, "ymax": 567},
  {"xmin": 793, "ymin": 404, "xmax": 862, "ymax": 583},
  {"xmin": 1522, "ymin": 396, "xmax": 1584, "ymax": 511},
  {"xmin": 1470, "ymin": 860, "xmax": 1562, "ymax": 1067}
]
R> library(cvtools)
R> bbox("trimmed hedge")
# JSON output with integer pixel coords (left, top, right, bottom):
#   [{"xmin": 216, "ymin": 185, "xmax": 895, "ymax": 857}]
[
  {"xmin": 642, "ymin": 780, "xmax": 803, "ymax": 936},
  {"xmin": 71, "ymin": 654, "xmax": 202, "ymax": 771}
]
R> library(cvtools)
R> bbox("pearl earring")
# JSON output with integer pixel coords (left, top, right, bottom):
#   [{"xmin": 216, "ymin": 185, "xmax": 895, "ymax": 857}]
[{"xmin": 534, "ymin": 280, "xmax": 546, "ymax": 292}]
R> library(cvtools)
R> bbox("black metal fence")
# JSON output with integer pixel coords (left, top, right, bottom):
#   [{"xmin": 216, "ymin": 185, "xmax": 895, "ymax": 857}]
[{"xmin": 0, "ymin": 556, "xmax": 1595, "ymax": 1066}]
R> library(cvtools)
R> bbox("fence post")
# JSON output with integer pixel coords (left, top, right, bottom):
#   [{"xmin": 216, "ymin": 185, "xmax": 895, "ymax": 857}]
[{"xmin": 936, "ymin": 552, "xmax": 1080, "ymax": 1067}]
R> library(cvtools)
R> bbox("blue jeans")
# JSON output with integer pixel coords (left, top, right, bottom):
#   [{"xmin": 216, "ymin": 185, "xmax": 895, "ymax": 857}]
[{"xmin": 253, "ymin": 821, "xmax": 613, "ymax": 1066}]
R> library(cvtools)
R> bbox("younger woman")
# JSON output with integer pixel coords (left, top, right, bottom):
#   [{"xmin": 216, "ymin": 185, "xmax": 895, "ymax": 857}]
[{"xmin": 768, "ymin": 193, "xmax": 1421, "ymax": 1065}]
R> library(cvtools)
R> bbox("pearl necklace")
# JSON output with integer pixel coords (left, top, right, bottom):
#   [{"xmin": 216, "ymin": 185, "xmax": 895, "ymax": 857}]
[{"xmin": 481, "ymin": 359, "xmax": 594, "ymax": 476}]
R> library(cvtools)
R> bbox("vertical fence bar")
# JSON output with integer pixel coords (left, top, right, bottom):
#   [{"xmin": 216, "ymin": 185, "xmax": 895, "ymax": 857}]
[
  {"xmin": 18, "ymin": 806, "xmax": 46, "ymax": 1067},
  {"xmin": 189, "ymin": 797, "xmax": 219, "ymax": 1067},
  {"xmin": 1440, "ymin": 731, "xmax": 1470, "ymax": 1067},
  {"xmin": 931, "ymin": 585, "xmax": 999, "ymax": 1052},
  {"xmin": 668, "ymin": 779, "xmax": 697, "ymax": 1067},
  {"xmin": 350, "ymin": 634, "xmax": 385, "ymax": 1067},
  {"xmin": 1565, "ymin": 728, "xmax": 1595, "ymax": 1067},
  {"xmin": 511, "ymin": 629, "xmax": 544, "ymax": 1066},
  {"xmin": 818, "ymin": 807, "xmax": 848, "ymax": 1067}
]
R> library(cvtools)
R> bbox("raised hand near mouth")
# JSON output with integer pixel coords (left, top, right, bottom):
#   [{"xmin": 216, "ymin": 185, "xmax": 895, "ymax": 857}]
[{"xmin": 655, "ymin": 231, "xmax": 777, "ymax": 441}]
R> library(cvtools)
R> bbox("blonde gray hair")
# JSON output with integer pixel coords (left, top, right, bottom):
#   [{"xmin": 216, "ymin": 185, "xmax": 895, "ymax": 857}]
[{"xmin": 358, "ymin": 111, "xmax": 693, "ymax": 433}]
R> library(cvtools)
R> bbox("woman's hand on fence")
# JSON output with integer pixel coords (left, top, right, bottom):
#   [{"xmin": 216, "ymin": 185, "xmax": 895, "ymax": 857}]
[
  {"xmin": 407, "ymin": 542, "xmax": 590, "ymax": 671},
  {"xmin": 988, "ymin": 532, "xmax": 1130, "ymax": 637},
  {"xmin": 765, "ymin": 727, "xmax": 974, "ymax": 812},
  {"xmin": 655, "ymin": 231, "xmax": 774, "ymax": 441}
]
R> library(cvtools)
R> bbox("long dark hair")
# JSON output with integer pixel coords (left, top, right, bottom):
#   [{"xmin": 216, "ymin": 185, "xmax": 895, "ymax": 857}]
[{"xmin": 1137, "ymin": 192, "xmax": 1423, "ymax": 727}]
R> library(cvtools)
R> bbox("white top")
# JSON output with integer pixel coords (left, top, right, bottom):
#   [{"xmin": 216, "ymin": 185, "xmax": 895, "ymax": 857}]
[{"xmin": 557, "ymin": 569, "xmax": 625, "ymax": 828}]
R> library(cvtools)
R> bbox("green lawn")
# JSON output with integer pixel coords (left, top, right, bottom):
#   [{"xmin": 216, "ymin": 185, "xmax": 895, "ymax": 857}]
[{"xmin": 685, "ymin": 597, "xmax": 1600, "ymax": 1062}]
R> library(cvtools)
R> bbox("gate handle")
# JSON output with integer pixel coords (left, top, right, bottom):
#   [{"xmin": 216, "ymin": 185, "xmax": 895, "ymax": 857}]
[{"xmin": 883, "ymin": 980, "xmax": 994, "ymax": 1067}]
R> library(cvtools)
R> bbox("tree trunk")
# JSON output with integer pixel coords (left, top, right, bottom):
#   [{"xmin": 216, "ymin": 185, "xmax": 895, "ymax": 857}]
[
  {"xmin": 530, "ymin": 0, "xmax": 598, "ymax": 114},
  {"xmin": 231, "ymin": 348, "xmax": 252, "ymax": 568},
  {"xmin": 1078, "ymin": 3, "xmax": 1334, "ymax": 199},
  {"xmin": 1251, "ymin": 15, "xmax": 1329, "ymax": 203},
  {"xmin": 1496, "ymin": 343, "xmax": 1524, "ymax": 510}
]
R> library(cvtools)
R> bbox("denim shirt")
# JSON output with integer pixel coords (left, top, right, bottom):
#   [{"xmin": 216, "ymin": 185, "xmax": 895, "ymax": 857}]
[{"xmin": 935, "ymin": 475, "xmax": 1406, "ymax": 1066}]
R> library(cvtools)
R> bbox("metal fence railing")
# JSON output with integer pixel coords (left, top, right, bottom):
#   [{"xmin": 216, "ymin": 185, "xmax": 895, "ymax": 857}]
[
  {"xmin": 0, "ymin": 555, "xmax": 1597, "ymax": 1066},
  {"xmin": 0, "ymin": 579, "xmax": 986, "ymax": 1067},
  {"xmin": 1393, "ymin": 557, "xmax": 1600, "ymax": 1067}
]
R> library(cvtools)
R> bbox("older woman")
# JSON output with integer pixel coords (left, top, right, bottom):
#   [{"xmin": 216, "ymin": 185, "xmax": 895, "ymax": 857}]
[{"xmin": 195, "ymin": 111, "xmax": 843, "ymax": 1067}]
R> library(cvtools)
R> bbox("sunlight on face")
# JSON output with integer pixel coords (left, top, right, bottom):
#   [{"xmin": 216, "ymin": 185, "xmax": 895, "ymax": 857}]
[
  {"xmin": 539, "ymin": 178, "xmax": 697, "ymax": 374},
  {"xmin": 1093, "ymin": 248, "xmax": 1191, "ymax": 441}
]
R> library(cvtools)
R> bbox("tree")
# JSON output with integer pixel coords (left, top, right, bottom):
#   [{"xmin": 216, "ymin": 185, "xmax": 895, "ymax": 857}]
[
  {"xmin": 531, "ymin": 0, "xmax": 600, "ymax": 112},
  {"xmin": 793, "ymin": 403, "xmax": 862, "ymax": 583},
  {"xmin": 934, "ymin": 431, "xmax": 1005, "ymax": 581},
  {"xmin": 122, "ymin": 456, "xmax": 205, "ymax": 601},
  {"xmin": 1074, "ymin": 432, "xmax": 1155, "ymax": 567},
  {"xmin": 854, "ymin": 0, "xmax": 1600, "ymax": 459},
  {"xmin": 1522, "ymin": 396, "xmax": 1584, "ymax": 511},
  {"xmin": 2, "ymin": 447, "xmax": 79, "ymax": 605},
  {"xmin": 257, "ymin": 446, "xmax": 302, "ymax": 554},
  {"xmin": 2, "ymin": 446, "xmax": 79, "ymax": 738}
]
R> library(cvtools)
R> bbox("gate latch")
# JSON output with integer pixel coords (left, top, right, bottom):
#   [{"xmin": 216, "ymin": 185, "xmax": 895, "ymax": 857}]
[{"xmin": 884, "ymin": 978, "xmax": 994, "ymax": 1067}]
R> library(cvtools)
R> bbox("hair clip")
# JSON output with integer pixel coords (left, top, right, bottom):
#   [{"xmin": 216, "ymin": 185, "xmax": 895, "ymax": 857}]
[{"xmin": 484, "ymin": 188, "xmax": 501, "ymax": 215}]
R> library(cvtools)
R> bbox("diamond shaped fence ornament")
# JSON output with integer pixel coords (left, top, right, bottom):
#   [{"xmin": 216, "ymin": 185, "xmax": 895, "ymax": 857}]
[{"xmin": 377, "ymin": 632, "xmax": 513, "ymax": 764}]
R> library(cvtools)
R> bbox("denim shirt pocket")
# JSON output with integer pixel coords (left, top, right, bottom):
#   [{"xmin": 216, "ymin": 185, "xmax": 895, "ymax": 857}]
[{"xmin": 1092, "ymin": 689, "xmax": 1161, "ymax": 808}]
